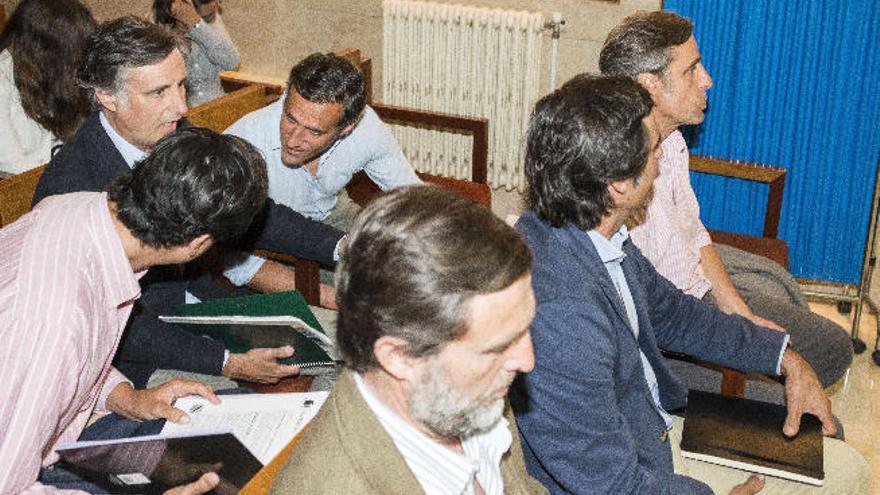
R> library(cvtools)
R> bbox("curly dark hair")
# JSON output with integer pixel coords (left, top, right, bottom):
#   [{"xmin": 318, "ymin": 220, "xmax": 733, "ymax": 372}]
[
  {"xmin": 0, "ymin": 0, "xmax": 96, "ymax": 140},
  {"xmin": 335, "ymin": 186, "xmax": 532, "ymax": 372},
  {"xmin": 287, "ymin": 53, "xmax": 367, "ymax": 129},
  {"xmin": 107, "ymin": 127, "xmax": 268, "ymax": 248},
  {"xmin": 599, "ymin": 10, "xmax": 693, "ymax": 79},
  {"xmin": 524, "ymin": 74, "xmax": 653, "ymax": 230}
]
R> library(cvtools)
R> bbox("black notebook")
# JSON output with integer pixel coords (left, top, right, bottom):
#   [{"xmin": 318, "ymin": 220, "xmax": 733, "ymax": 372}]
[
  {"xmin": 57, "ymin": 431, "xmax": 262, "ymax": 495},
  {"xmin": 680, "ymin": 390, "xmax": 824, "ymax": 486},
  {"xmin": 159, "ymin": 316, "xmax": 336, "ymax": 368}
]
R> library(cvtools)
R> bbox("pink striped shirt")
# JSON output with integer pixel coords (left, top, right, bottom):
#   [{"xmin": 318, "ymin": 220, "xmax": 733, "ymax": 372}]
[
  {"xmin": 0, "ymin": 192, "xmax": 141, "ymax": 494},
  {"xmin": 629, "ymin": 130, "xmax": 713, "ymax": 298}
]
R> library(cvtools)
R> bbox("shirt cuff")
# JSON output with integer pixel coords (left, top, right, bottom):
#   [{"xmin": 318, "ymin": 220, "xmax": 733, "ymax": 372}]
[
  {"xmin": 334, "ymin": 235, "xmax": 347, "ymax": 262},
  {"xmin": 223, "ymin": 251, "xmax": 267, "ymax": 286},
  {"xmin": 96, "ymin": 366, "xmax": 133, "ymax": 414},
  {"xmin": 774, "ymin": 334, "xmax": 791, "ymax": 375},
  {"xmin": 223, "ymin": 349, "xmax": 230, "ymax": 369}
]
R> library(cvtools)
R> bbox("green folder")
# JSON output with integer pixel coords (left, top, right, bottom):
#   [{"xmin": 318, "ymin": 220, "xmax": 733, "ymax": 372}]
[{"xmin": 164, "ymin": 291, "xmax": 335, "ymax": 368}]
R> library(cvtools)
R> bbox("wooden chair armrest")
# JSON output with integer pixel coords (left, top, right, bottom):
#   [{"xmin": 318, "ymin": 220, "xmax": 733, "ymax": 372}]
[
  {"xmin": 371, "ymin": 103, "xmax": 488, "ymax": 184},
  {"xmin": 660, "ymin": 350, "xmax": 747, "ymax": 398},
  {"xmin": 250, "ymin": 249, "xmax": 322, "ymax": 307},
  {"xmin": 0, "ymin": 164, "xmax": 47, "ymax": 227},
  {"xmin": 239, "ymin": 422, "xmax": 313, "ymax": 495},
  {"xmin": 689, "ymin": 154, "xmax": 786, "ymax": 238},
  {"xmin": 707, "ymin": 229, "xmax": 789, "ymax": 270}
]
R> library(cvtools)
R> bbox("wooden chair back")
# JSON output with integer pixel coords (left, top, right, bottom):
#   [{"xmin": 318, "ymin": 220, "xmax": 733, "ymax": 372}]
[
  {"xmin": 185, "ymin": 84, "xmax": 270, "ymax": 132},
  {"xmin": 0, "ymin": 164, "xmax": 47, "ymax": 227}
]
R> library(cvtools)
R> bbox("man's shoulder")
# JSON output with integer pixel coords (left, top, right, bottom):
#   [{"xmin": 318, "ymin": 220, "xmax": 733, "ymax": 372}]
[
  {"xmin": 48, "ymin": 113, "xmax": 114, "ymax": 170},
  {"xmin": 225, "ymin": 99, "xmax": 282, "ymax": 143}
]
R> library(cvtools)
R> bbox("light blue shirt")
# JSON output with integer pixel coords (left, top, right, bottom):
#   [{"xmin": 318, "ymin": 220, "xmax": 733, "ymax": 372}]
[
  {"xmin": 223, "ymin": 98, "xmax": 421, "ymax": 285},
  {"xmin": 99, "ymin": 112, "xmax": 145, "ymax": 168},
  {"xmin": 587, "ymin": 226, "xmax": 673, "ymax": 430}
]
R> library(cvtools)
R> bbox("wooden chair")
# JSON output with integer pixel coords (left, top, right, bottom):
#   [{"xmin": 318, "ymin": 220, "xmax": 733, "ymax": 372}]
[
  {"xmin": 691, "ymin": 154, "xmax": 789, "ymax": 269},
  {"xmin": 672, "ymin": 155, "xmax": 789, "ymax": 397},
  {"xmin": 0, "ymin": 164, "xmax": 47, "ymax": 227}
]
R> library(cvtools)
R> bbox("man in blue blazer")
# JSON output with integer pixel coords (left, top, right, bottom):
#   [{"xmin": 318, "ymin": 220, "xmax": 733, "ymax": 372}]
[{"xmin": 510, "ymin": 75, "xmax": 866, "ymax": 494}]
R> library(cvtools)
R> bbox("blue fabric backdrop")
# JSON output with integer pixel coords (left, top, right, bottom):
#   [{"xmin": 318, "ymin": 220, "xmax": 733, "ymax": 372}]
[{"xmin": 662, "ymin": 0, "xmax": 880, "ymax": 284}]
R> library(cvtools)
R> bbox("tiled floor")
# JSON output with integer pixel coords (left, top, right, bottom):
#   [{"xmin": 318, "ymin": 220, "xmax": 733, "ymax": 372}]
[{"xmin": 810, "ymin": 301, "xmax": 879, "ymax": 493}]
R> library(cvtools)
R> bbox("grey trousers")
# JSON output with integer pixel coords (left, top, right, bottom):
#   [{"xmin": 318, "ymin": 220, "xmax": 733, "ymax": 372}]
[{"xmin": 665, "ymin": 289, "xmax": 853, "ymax": 405}]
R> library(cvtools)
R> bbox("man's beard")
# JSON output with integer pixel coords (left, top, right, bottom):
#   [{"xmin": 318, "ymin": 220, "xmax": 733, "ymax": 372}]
[{"xmin": 407, "ymin": 362, "xmax": 514, "ymax": 438}]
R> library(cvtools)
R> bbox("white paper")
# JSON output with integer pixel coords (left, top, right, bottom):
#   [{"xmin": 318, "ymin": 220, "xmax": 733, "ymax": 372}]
[{"xmin": 162, "ymin": 392, "xmax": 328, "ymax": 464}]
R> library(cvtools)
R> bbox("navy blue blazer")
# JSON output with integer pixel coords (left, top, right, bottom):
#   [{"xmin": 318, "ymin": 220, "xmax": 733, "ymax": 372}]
[
  {"xmin": 32, "ymin": 113, "xmax": 345, "ymax": 386},
  {"xmin": 511, "ymin": 210, "xmax": 786, "ymax": 494}
]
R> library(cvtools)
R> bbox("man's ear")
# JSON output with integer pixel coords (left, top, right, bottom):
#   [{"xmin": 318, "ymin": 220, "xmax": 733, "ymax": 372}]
[
  {"xmin": 94, "ymin": 87, "xmax": 119, "ymax": 113},
  {"xmin": 373, "ymin": 335, "xmax": 421, "ymax": 383},
  {"xmin": 338, "ymin": 121, "xmax": 356, "ymax": 140},
  {"xmin": 636, "ymin": 72, "xmax": 662, "ymax": 96},
  {"xmin": 607, "ymin": 179, "xmax": 631, "ymax": 207},
  {"xmin": 185, "ymin": 234, "xmax": 214, "ymax": 261}
]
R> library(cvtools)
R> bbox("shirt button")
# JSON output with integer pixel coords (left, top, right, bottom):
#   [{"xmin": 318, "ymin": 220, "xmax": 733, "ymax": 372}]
[{"xmin": 660, "ymin": 430, "xmax": 668, "ymax": 443}]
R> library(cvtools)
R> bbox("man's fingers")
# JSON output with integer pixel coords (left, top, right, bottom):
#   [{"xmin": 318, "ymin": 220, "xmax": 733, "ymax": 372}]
[
  {"xmin": 166, "ymin": 379, "xmax": 220, "ymax": 404},
  {"xmin": 782, "ymin": 402, "xmax": 803, "ymax": 437},
  {"xmin": 164, "ymin": 472, "xmax": 220, "ymax": 495},
  {"xmin": 264, "ymin": 345, "xmax": 295, "ymax": 359},
  {"xmin": 816, "ymin": 407, "xmax": 838, "ymax": 436},
  {"xmin": 152, "ymin": 400, "xmax": 190, "ymax": 424}
]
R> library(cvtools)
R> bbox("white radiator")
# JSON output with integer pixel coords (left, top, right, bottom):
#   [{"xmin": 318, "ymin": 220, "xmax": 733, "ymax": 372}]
[{"xmin": 382, "ymin": 0, "xmax": 544, "ymax": 191}]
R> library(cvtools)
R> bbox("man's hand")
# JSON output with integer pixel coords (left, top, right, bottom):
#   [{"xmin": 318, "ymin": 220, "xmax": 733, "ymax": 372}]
[
  {"xmin": 222, "ymin": 346, "xmax": 300, "ymax": 383},
  {"xmin": 780, "ymin": 348, "xmax": 836, "ymax": 437},
  {"xmin": 163, "ymin": 472, "xmax": 219, "ymax": 495},
  {"xmin": 728, "ymin": 474, "xmax": 764, "ymax": 495},
  {"xmin": 746, "ymin": 313, "xmax": 785, "ymax": 333},
  {"xmin": 107, "ymin": 379, "xmax": 220, "ymax": 424},
  {"xmin": 319, "ymin": 283, "xmax": 337, "ymax": 309}
]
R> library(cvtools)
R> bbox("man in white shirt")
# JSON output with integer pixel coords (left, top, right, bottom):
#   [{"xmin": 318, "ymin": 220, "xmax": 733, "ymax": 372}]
[
  {"xmin": 270, "ymin": 186, "xmax": 547, "ymax": 495},
  {"xmin": 224, "ymin": 52, "xmax": 421, "ymax": 292}
]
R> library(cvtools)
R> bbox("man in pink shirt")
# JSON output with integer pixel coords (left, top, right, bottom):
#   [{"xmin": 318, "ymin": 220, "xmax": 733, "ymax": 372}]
[
  {"xmin": 0, "ymin": 127, "xmax": 268, "ymax": 494},
  {"xmin": 598, "ymin": 11, "xmax": 852, "ymax": 402}
]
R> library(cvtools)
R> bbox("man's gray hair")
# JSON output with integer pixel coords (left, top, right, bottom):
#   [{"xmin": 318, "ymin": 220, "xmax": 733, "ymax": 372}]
[
  {"xmin": 599, "ymin": 10, "xmax": 693, "ymax": 79},
  {"xmin": 78, "ymin": 16, "xmax": 184, "ymax": 110},
  {"xmin": 335, "ymin": 186, "xmax": 532, "ymax": 372}
]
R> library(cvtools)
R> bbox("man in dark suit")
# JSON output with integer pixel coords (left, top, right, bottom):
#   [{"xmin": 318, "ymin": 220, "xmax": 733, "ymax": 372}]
[
  {"xmin": 33, "ymin": 16, "xmax": 343, "ymax": 388},
  {"xmin": 510, "ymin": 74, "xmax": 866, "ymax": 494},
  {"xmin": 272, "ymin": 186, "xmax": 547, "ymax": 494}
]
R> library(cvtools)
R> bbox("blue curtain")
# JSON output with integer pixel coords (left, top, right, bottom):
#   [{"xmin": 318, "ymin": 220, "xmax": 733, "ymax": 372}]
[{"xmin": 662, "ymin": 0, "xmax": 880, "ymax": 284}]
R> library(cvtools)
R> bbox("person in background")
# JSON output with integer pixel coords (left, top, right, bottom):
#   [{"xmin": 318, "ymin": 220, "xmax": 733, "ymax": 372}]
[
  {"xmin": 0, "ymin": 0, "xmax": 96, "ymax": 174},
  {"xmin": 154, "ymin": 0, "xmax": 240, "ymax": 107}
]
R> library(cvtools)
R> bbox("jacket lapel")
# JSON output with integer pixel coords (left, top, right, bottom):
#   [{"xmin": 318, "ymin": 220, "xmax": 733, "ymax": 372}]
[
  {"xmin": 331, "ymin": 371, "xmax": 427, "ymax": 495},
  {"xmin": 554, "ymin": 225, "xmax": 636, "ymax": 339}
]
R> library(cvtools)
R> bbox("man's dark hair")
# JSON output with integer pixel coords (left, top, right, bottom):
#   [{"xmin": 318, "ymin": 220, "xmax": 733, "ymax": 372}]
[
  {"xmin": 78, "ymin": 16, "xmax": 183, "ymax": 110},
  {"xmin": 336, "ymin": 186, "xmax": 532, "ymax": 372},
  {"xmin": 599, "ymin": 10, "xmax": 693, "ymax": 78},
  {"xmin": 107, "ymin": 127, "xmax": 268, "ymax": 248},
  {"xmin": 286, "ymin": 52, "xmax": 367, "ymax": 129},
  {"xmin": 525, "ymin": 74, "xmax": 653, "ymax": 230}
]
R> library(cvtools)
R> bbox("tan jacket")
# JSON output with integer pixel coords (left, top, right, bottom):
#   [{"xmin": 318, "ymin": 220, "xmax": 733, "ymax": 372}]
[{"xmin": 270, "ymin": 370, "xmax": 548, "ymax": 494}]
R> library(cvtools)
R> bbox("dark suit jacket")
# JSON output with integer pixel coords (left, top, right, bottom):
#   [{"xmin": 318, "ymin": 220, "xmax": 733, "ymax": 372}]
[
  {"xmin": 511, "ymin": 210, "xmax": 787, "ymax": 495},
  {"xmin": 33, "ymin": 112, "xmax": 345, "ymax": 386},
  {"xmin": 271, "ymin": 370, "xmax": 548, "ymax": 494}
]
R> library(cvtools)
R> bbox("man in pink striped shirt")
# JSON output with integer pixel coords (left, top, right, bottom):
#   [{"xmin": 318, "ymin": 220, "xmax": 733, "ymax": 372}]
[
  {"xmin": 0, "ymin": 128, "xmax": 268, "ymax": 494},
  {"xmin": 599, "ymin": 11, "xmax": 852, "ymax": 402}
]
